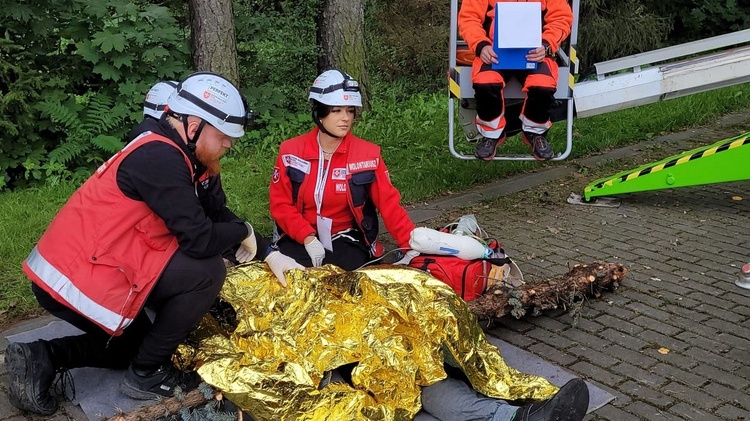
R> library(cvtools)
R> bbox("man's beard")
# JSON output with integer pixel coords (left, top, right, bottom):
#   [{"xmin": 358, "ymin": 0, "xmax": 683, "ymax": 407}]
[{"xmin": 195, "ymin": 143, "xmax": 222, "ymax": 176}]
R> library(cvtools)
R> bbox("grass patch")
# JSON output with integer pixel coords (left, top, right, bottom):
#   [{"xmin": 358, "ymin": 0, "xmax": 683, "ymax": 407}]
[
  {"xmin": 1, "ymin": 82, "xmax": 748, "ymax": 324},
  {"xmin": 0, "ymin": 183, "xmax": 77, "ymax": 324}
]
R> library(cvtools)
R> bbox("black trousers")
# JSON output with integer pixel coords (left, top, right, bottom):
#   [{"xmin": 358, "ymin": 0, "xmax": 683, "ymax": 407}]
[
  {"xmin": 34, "ymin": 251, "xmax": 226, "ymax": 370},
  {"xmin": 276, "ymin": 230, "xmax": 372, "ymax": 271}
]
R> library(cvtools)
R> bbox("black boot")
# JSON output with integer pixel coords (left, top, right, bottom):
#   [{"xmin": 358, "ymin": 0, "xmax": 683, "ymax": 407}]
[
  {"xmin": 120, "ymin": 363, "xmax": 202, "ymax": 400},
  {"xmin": 511, "ymin": 378, "xmax": 589, "ymax": 421},
  {"xmin": 5, "ymin": 341, "xmax": 58, "ymax": 415}
]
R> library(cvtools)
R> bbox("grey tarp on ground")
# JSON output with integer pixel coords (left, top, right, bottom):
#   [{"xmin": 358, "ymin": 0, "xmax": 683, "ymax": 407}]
[{"xmin": 7, "ymin": 320, "xmax": 614, "ymax": 420}]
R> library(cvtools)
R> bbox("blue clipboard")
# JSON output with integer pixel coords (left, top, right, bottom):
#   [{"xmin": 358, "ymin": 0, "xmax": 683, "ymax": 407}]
[{"xmin": 493, "ymin": 48, "xmax": 537, "ymax": 70}]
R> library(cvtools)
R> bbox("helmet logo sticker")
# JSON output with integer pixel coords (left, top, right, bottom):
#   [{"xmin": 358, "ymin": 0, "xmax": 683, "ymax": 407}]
[
  {"xmin": 208, "ymin": 85, "xmax": 229, "ymax": 99},
  {"xmin": 203, "ymin": 86, "xmax": 230, "ymax": 106},
  {"xmin": 272, "ymin": 167, "xmax": 280, "ymax": 184},
  {"xmin": 343, "ymin": 95, "xmax": 349, "ymax": 100}
]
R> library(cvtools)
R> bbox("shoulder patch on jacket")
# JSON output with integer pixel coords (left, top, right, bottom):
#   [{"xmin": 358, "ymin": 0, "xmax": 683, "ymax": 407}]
[{"xmin": 282, "ymin": 154, "xmax": 311, "ymax": 174}]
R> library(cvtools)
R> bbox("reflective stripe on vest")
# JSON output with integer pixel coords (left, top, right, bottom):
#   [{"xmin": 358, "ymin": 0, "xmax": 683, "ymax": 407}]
[{"xmin": 25, "ymin": 246, "xmax": 132, "ymax": 332}]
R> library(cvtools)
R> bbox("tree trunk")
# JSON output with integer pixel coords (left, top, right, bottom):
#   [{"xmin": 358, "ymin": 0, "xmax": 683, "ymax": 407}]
[
  {"xmin": 106, "ymin": 389, "xmax": 214, "ymax": 421},
  {"xmin": 468, "ymin": 262, "xmax": 627, "ymax": 320},
  {"xmin": 105, "ymin": 388, "xmax": 251, "ymax": 421},
  {"xmin": 189, "ymin": 0, "xmax": 240, "ymax": 86},
  {"xmin": 317, "ymin": 0, "xmax": 371, "ymax": 110}
]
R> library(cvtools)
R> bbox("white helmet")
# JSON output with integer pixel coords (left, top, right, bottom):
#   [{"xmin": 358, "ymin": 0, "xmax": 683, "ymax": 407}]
[
  {"xmin": 308, "ymin": 70, "xmax": 362, "ymax": 107},
  {"xmin": 167, "ymin": 72, "xmax": 252, "ymax": 138},
  {"xmin": 143, "ymin": 81, "xmax": 177, "ymax": 119}
]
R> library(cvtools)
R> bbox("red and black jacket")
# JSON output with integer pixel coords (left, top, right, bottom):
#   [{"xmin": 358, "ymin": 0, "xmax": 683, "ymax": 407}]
[{"xmin": 270, "ymin": 128, "xmax": 415, "ymax": 256}]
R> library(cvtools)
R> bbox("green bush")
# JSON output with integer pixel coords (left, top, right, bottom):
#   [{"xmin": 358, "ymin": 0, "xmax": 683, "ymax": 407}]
[
  {"xmin": 234, "ymin": 0, "xmax": 320, "ymax": 119},
  {"xmin": 642, "ymin": 0, "xmax": 750, "ymax": 43},
  {"xmin": 578, "ymin": 0, "xmax": 672, "ymax": 71},
  {"xmin": 0, "ymin": 0, "xmax": 189, "ymax": 190}
]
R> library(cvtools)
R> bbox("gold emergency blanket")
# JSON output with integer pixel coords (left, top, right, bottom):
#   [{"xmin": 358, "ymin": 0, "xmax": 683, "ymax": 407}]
[{"xmin": 194, "ymin": 263, "xmax": 556, "ymax": 420}]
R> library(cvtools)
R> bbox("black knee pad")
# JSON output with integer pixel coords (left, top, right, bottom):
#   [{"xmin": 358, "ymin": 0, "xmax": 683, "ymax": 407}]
[
  {"xmin": 523, "ymin": 88, "xmax": 556, "ymax": 123},
  {"xmin": 473, "ymin": 83, "xmax": 505, "ymax": 121}
]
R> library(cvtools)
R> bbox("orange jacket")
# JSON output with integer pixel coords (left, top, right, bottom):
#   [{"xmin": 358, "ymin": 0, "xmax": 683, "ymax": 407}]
[
  {"xmin": 459, "ymin": 0, "xmax": 573, "ymax": 57},
  {"xmin": 269, "ymin": 128, "xmax": 415, "ymax": 254},
  {"xmin": 23, "ymin": 134, "xmax": 191, "ymax": 336}
]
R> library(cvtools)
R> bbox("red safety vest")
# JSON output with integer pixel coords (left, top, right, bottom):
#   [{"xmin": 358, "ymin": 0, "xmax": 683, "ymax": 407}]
[{"xmin": 23, "ymin": 133, "xmax": 193, "ymax": 336}]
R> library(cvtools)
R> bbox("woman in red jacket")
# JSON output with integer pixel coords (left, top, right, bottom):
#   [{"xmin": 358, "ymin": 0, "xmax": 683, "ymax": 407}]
[
  {"xmin": 269, "ymin": 70, "xmax": 415, "ymax": 270},
  {"xmin": 268, "ymin": 71, "xmax": 590, "ymax": 421}
]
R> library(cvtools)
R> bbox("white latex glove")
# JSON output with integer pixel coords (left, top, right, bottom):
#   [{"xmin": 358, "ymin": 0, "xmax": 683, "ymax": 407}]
[
  {"xmin": 394, "ymin": 249, "xmax": 420, "ymax": 265},
  {"xmin": 235, "ymin": 222, "xmax": 257, "ymax": 263},
  {"xmin": 264, "ymin": 251, "xmax": 303, "ymax": 287},
  {"xmin": 304, "ymin": 236, "xmax": 326, "ymax": 267}
]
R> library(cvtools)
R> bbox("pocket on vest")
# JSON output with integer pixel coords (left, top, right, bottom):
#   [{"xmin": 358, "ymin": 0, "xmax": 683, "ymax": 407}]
[
  {"xmin": 135, "ymin": 215, "xmax": 172, "ymax": 251},
  {"xmin": 349, "ymin": 170, "xmax": 375, "ymax": 206}
]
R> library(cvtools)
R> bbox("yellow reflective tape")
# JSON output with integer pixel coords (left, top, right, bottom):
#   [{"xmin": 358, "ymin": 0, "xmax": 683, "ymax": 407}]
[
  {"xmin": 450, "ymin": 79, "xmax": 461, "ymax": 98},
  {"xmin": 449, "ymin": 67, "xmax": 461, "ymax": 98},
  {"xmin": 702, "ymin": 148, "xmax": 717, "ymax": 157},
  {"xmin": 730, "ymin": 138, "xmax": 746, "ymax": 149},
  {"xmin": 676, "ymin": 155, "xmax": 691, "ymax": 165}
]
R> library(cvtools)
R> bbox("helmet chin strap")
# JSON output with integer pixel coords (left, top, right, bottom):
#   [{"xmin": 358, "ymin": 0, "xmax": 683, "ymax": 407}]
[
  {"xmin": 182, "ymin": 117, "xmax": 207, "ymax": 152},
  {"xmin": 312, "ymin": 108, "xmax": 342, "ymax": 140},
  {"xmin": 177, "ymin": 116, "xmax": 209, "ymax": 181}
]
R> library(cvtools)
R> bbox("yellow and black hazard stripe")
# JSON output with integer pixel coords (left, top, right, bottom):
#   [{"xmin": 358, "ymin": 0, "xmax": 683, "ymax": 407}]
[
  {"xmin": 567, "ymin": 46, "xmax": 577, "ymax": 98},
  {"xmin": 590, "ymin": 133, "xmax": 750, "ymax": 190},
  {"xmin": 449, "ymin": 67, "xmax": 461, "ymax": 99}
]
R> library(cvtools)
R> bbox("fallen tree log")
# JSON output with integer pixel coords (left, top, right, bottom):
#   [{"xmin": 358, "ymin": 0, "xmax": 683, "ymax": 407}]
[
  {"xmin": 468, "ymin": 262, "xmax": 627, "ymax": 320},
  {"xmin": 105, "ymin": 388, "xmax": 247, "ymax": 421}
]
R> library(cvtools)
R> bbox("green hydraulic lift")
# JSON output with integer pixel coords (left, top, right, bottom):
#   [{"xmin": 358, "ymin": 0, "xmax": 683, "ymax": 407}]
[
  {"xmin": 570, "ymin": 131, "xmax": 750, "ymax": 204},
  {"xmin": 564, "ymin": 29, "xmax": 750, "ymax": 205}
]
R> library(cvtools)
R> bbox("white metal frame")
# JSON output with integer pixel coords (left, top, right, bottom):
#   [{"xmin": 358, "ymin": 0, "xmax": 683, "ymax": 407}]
[
  {"xmin": 448, "ymin": 0, "xmax": 580, "ymax": 161},
  {"xmin": 574, "ymin": 29, "xmax": 750, "ymax": 118}
]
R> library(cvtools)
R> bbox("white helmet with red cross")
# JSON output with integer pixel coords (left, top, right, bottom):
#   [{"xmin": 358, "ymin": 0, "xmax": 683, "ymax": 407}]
[
  {"xmin": 308, "ymin": 70, "xmax": 362, "ymax": 107},
  {"xmin": 143, "ymin": 81, "xmax": 178, "ymax": 119},
  {"xmin": 167, "ymin": 72, "xmax": 253, "ymax": 138}
]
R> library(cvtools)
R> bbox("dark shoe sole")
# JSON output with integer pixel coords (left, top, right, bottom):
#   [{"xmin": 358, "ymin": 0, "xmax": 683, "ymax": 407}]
[
  {"xmin": 119, "ymin": 376, "xmax": 166, "ymax": 401},
  {"xmin": 551, "ymin": 378, "xmax": 589, "ymax": 421},
  {"xmin": 6, "ymin": 343, "xmax": 58, "ymax": 415},
  {"xmin": 531, "ymin": 154, "xmax": 553, "ymax": 162}
]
